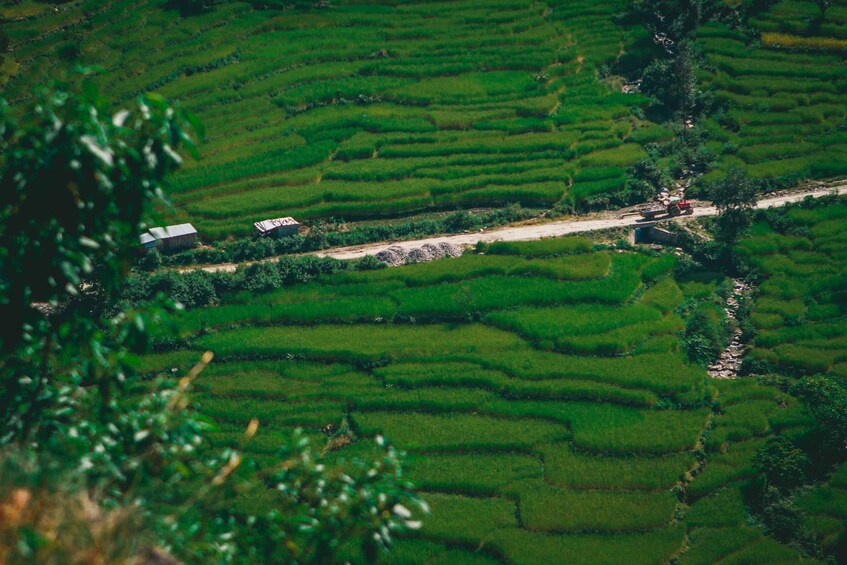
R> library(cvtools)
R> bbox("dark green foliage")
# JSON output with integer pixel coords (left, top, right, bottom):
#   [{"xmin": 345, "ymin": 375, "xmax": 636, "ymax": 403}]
[
  {"xmin": 0, "ymin": 77, "xmax": 196, "ymax": 441},
  {"xmin": 641, "ymin": 42, "xmax": 702, "ymax": 117},
  {"xmin": 791, "ymin": 375, "xmax": 847, "ymax": 454},
  {"xmin": 625, "ymin": 0, "xmax": 778, "ymax": 39},
  {"xmin": 138, "ymin": 249, "xmax": 163, "ymax": 272},
  {"xmin": 243, "ymin": 262, "xmax": 283, "ymax": 293},
  {"xmin": 684, "ymin": 307, "xmax": 722, "ymax": 365},
  {"xmin": 355, "ymin": 254, "xmax": 387, "ymax": 271},
  {"xmin": 126, "ymin": 255, "xmax": 358, "ymax": 308},
  {"xmin": 167, "ymin": 0, "xmax": 214, "ymax": 16},
  {"xmin": 753, "ymin": 436, "xmax": 810, "ymax": 490},
  {"xmin": 759, "ymin": 492, "xmax": 804, "ymax": 542},
  {"xmin": 625, "ymin": 158, "xmax": 667, "ymax": 202},
  {"xmin": 123, "ymin": 270, "xmax": 219, "ymax": 310},
  {"xmin": 708, "ymin": 167, "xmax": 758, "ymax": 245},
  {"xmin": 443, "ymin": 210, "xmax": 482, "ymax": 232}
]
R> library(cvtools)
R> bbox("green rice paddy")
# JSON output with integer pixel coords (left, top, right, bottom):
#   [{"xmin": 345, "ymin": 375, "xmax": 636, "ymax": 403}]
[
  {"xmin": 0, "ymin": 0, "xmax": 668, "ymax": 239},
  {"xmin": 5, "ymin": 0, "xmax": 847, "ymax": 560},
  {"xmin": 696, "ymin": 1, "xmax": 847, "ymax": 188},
  {"xmin": 136, "ymin": 238, "xmax": 814, "ymax": 563},
  {"xmin": 4, "ymin": 0, "xmax": 845, "ymax": 238},
  {"xmin": 738, "ymin": 203, "xmax": 847, "ymax": 377}
]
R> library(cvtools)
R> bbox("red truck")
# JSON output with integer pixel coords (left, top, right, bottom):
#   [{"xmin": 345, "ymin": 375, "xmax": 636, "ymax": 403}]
[{"xmin": 640, "ymin": 199, "xmax": 694, "ymax": 220}]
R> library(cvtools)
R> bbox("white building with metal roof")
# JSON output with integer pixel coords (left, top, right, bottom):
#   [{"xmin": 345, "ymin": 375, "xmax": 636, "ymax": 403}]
[
  {"xmin": 254, "ymin": 217, "xmax": 300, "ymax": 237},
  {"xmin": 143, "ymin": 223, "xmax": 198, "ymax": 251}
]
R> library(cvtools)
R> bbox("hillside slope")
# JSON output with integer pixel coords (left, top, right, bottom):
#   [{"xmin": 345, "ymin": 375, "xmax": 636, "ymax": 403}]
[
  {"xmin": 137, "ymin": 236, "xmax": 832, "ymax": 564},
  {"xmin": 2, "ymin": 0, "xmax": 664, "ymax": 239},
  {"xmin": 3, "ymin": 0, "xmax": 845, "ymax": 241},
  {"xmin": 696, "ymin": 1, "xmax": 847, "ymax": 188}
]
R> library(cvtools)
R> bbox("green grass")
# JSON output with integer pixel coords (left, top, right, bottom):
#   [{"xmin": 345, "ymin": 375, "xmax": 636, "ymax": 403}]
[
  {"xmin": 507, "ymin": 479, "xmax": 677, "ymax": 533},
  {"xmin": 132, "ymin": 198, "xmax": 847, "ymax": 560},
  {"xmin": 195, "ymin": 323, "xmax": 528, "ymax": 363},
  {"xmin": 485, "ymin": 305, "xmax": 683, "ymax": 355},
  {"xmin": 540, "ymin": 444, "xmax": 694, "ymax": 491},
  {"xmin": 0, "ymin": 0, "xmax": 669, "ymax": 238},
  {"xmin": 680, "ymin": 527, "xmax": 769, "ymax": 565},
  {"xmin": 687, "ymin": 439, "xmax": 766, "ymax": 499},
  {"xmin": 353, "ymin": 412, "xmax": 567, "ymax": 452},
  {"xmin": 419, "ymin": 493, "xmax": 517, "ymax": 547},
  {"xmin": 695, "ymin": 18, "xmax": 847, "ymax": 191},
  {"xmin": 407, "ymin": 453, "xmax": 540, "ymax": 495},
  {"xmin": 737, "ymin": 206, "xmax": 847, "ymax": 375},
  {"xmin": 491, "ymin": 525, "xmax": 685, "ymax": 565},
  {"xmin": 640, "ymin": 278, "xmax": 685, "ymax": 313},
  {"xmin": 484, "ymin": 236, "xmax": 593, "ymax": 257},
  {"xmin": 686, "ymin": 487, "xmax": 748, "ymax": 528}
]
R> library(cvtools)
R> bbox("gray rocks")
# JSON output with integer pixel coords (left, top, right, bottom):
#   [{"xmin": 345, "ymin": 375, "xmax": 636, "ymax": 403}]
[
  {"xmin": 374, "ymin": 242, "xmax": 463, "ymax": 267},
  {"xmin": 708, "ymin": 279, "xmax": 753, "ymax": 379}
]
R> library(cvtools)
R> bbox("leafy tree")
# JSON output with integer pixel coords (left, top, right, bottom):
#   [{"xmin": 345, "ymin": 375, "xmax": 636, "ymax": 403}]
[
  {"xmin": 444, "ymin": 209, "xmax": 481, "ymax": 232},
  {"xmin": 0, "ymin": 81, "xmax": 424, "ymax": 562},
  {"xmin": 707, "ymin": 167, "xmax": 758, "ymax": 245},
  {"xmin": 626, "ymin": 0, "xmax": 780, "ymax": 39},
  {"xmin": 0, "ymin": 77, "xmax": 197, "ymax": 442},
  {"xmin": 139, "ymin": 248, "xmax": 163, "ymax": 272},
  {"xmin": 816, "ymin": 0, "xmax": 831, "ymax": 18},
  {"xmin": 641, "ymin": 41, "xmax": 700, "ymax": 117},
  {"xmin": 758, "ymin": 492, "xmax": 804, "ymax": 542},
  {"xmin": 753, "ymin": 436, "xmax": 810, "ymax": 490},
  {"xmin": 629, "ymin": 158, "xmax": 666, "ymax": 191},
  {"xmin": 684, "ymin": 307, "xmax": 722, "ymax": 364},
  {"xmin": 626, "ymin": 0, "xmax": 706, "ymax": 39},
  {"xmin": 242, "ymin": 261, "xmax": 283, "ymax": 292},
  {"xmin": 355, "ymin": 253, "xmax": 387, "ymax": 271},
  {"xmin": 791, "ymin": 375, "xmax": 847, "ymax": 455}
]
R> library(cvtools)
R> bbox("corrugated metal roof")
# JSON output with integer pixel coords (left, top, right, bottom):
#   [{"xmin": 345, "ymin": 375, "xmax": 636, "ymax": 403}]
[
  {"xmin": 139, "ymin": 233, "xmax": 157, "ymax": 245},
  {"xmin": 149, "ymin": 223, "xmax": 197, "ymax": 239},
  {"xmin": 254, "ymin": 217, "xmax": 300, "ymax": 234}
]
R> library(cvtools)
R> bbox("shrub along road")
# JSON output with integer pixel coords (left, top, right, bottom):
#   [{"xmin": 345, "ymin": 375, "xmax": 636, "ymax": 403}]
[{"xmin": 190, "ymin": 183, "xmax": 847, "ymax": 272}]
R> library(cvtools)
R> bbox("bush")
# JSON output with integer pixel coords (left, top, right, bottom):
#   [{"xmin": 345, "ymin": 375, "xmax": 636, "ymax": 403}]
[
  {"xmin": 354, "ymin": 254, "xmax": 387, "ymax": 271},
  {"xmin": 684, "ymin": 307, "xmax": 722, "ymax": 365},
  {"xmin": 138, "ymin": 249, "xmax": 162, "ymax": 272},
  {"xmin": 443, "ymin": 210, "xmax": 481, "ymax": 232},
  {"xmin": 760, "ymin": 492, "xmax": 804, "ymax": 542},
  {"xmin": 143, "ymin": 270, "xmax": 218, "ymax": 309},
  {"xmin": 753, "ymin": 436, "xmax": 810, "ymax": 490},
  {"xmin": 242, "ymin": 262, "xmax": 283, "ymax": 293}
]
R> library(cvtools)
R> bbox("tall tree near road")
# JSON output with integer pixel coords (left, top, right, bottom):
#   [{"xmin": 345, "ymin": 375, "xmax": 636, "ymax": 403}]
[{"xmin": 708, "ymin": 167, "xmax": 758, "ymax": 245}]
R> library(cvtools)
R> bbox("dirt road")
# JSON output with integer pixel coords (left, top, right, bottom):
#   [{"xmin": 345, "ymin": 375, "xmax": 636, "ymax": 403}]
[
  {"xmin": 317, "ymin": 183, "xmax": 847, "ymax": 260},
  {"xmin": 193, "ymin": 183, "xmax": 846, "ymax": 272}
]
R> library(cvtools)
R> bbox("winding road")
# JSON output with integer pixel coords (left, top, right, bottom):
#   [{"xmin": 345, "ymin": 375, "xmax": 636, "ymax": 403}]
[{"xmin": 192, "ymin": 183, "xmax": 847, "ymax": 272}]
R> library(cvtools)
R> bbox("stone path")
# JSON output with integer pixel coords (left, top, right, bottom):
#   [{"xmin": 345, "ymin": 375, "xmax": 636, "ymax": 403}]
[{"xmin": 708, "ymin": 279, "xmax": 752, "ymax": 379}]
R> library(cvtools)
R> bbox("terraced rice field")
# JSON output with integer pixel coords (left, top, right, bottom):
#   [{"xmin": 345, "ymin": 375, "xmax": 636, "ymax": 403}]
[
  {"xmin": 730, "ymin": 201, "xmax": 847, "ymax": 558},
  {"xmin": 138, "ymin": 238, "xmax": 811, "ymax": 563},
  {"xmin": 697, "ymin": 0, "xmax": 847, "ymax": 187},
  {"xmin": 4, "ymin": 0, "xmax": 846, "ymax": 239},
  {"xmin": 1, "ymin": 0, "xmax": 669, "ymax": 239},
  {"xmin": 739, "ymin": 203, "xmax": 847, "ymax": 378}
]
